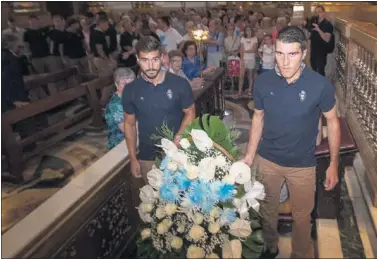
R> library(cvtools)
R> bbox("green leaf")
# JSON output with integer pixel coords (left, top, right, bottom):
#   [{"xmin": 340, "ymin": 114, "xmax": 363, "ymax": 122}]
[
  {"xmin": 249, "ymin": 219, "xmax": 262, "ymax": 230},
  {"xmin": 222, "ymin": 201, "xmax": 234, "ymax": 208},
  {"xmin": 242, "ymin": 246, "xmax": 255, "ymax": 259},
  {"xmin": 250, "ymin": 229, "xmax": 264, "ymax": 245},
  {"xmin": 235, "ymin": 185, "xmax": 246, "ymax": 198}
]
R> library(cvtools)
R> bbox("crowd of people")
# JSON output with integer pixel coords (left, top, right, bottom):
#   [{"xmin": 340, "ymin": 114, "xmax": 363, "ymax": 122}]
[{"xmin": 2, "ymin": 5, "xmax": 333, "ymax": 109}]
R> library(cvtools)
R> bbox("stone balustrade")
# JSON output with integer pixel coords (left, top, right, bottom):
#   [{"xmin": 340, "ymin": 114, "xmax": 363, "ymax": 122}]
[{"xmin": 331, "ymin": 16, "xmax": 377, "ymax": 205}]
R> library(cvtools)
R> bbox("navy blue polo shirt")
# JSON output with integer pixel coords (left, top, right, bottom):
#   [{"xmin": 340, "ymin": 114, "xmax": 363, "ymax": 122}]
[
  {"xmin": 254, "ymin": 67, "xmax": 336, "ymax": 167},
  {"xmin": 122, "ymin": 72, "xmax": 194, "ymax": 160}
]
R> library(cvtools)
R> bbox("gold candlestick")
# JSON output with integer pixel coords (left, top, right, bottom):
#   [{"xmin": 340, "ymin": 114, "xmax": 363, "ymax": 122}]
[{"xmin": 192, "ymin": 29, "xmax": 209, "ymax": 78}]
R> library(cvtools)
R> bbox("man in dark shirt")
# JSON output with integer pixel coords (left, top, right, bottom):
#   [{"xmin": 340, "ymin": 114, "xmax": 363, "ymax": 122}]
[
  {"xmin": 119, "ymin": 19, "xmax": 139, "ymax": 70},
  {"xmin": 122, "ymin": 36, "xmax": 195, "ymax": 184},
  {"xmin": 241, "ymin": 27, "xmax": 340, "ymax": 258},
  {"xmin": 310, "ymin": 5, "xmax": 333, "ymax": 76},
  {"xmin": 90, "ymin": 16, "xmax": 116, "ymax": 77},
  {"xmin": 2, "ymin": 34, "xmax": 37, "ymax": 146},
  {"xmin": 65, "ymin": 18, "xmax": 89, "ymax": 73},
  {"xmin": 23, "ymin": 15, "xmax": 54, "ymax": 75},
  {"xmin": 48, "ymin": 14, "xmax": 66, "ymax": 72}
]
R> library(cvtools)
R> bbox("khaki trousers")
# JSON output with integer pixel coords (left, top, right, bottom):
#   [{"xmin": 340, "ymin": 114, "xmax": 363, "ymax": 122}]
[
  {"xmin": 93, "ymin": 57, "xmax": 116, "ymax": 77},
  {"xmin": 256, "ymin": 155, "xmax": 315, "ymax": 258},
  {"xmin": 130, "ymin": 160, "xmax": 155, "ymax": 207}
]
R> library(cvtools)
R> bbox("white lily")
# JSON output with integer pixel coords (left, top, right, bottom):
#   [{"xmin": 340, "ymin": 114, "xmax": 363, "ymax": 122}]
[
  {"xmin": 229, "ymin": 161, "xmax": 251, "ymax": 184},
  {"xmin": 156, "ymin": 138, "xmax": 178, "ymax": 157},
  {"xmin": 147, "ymin": 168, "xmax": 163, "ymax": 190},
  {"xmin": 139, "ymin": 185, "xmax": 157, "ymax": 204},
  {"xmin": 198, "ymin": 157, "xmax": 216, "ymax": 181},
  {"xmin": 190, "ymin": 129, "xmax": 213, "ymax": 152}
]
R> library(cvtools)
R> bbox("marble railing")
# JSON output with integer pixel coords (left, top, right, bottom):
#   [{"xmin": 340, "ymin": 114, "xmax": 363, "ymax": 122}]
[
  {"xmin": 1, "ymin": 69, "xmax": 225, "ymax": 258},
  {"xmin": 332, "ymin": 17, "xmax": 377, "ymax": 205}
]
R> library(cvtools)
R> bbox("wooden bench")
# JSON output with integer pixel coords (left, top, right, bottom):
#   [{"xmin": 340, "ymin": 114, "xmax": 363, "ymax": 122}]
[{"xmin": 2, "ymin": 69, "xmax": 110, "ymax": 183}]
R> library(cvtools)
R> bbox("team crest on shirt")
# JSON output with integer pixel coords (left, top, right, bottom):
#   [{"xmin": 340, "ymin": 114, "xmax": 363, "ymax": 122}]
[
  {"xmin": 299, "ymin": 90, "xmax": 307, "ymax": 102},
  {"xmin": 166, "ymin": 89, "xmax": 173, "ymax": 100}
]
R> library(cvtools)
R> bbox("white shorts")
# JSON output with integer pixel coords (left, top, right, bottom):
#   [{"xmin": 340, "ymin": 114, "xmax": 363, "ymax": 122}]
[{"xmin": 243, "ymin": 58, "xmax": 256, "ymax": 70}]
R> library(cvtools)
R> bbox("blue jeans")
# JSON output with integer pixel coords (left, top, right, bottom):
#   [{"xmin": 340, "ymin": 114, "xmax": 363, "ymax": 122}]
[{"xmin": 260, "ymin": 68, "xmax": 273, "ymax": 74}]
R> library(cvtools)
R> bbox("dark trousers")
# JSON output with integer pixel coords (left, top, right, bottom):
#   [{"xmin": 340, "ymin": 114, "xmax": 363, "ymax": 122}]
[{"xmin": 310, "ymin": 52, "xmax": 327, "ymax": 76}]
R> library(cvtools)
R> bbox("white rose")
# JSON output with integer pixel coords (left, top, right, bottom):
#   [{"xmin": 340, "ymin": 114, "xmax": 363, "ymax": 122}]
[
  {"xmin": 210, "ymin": 207, "xmax": 222, "ymax": 219},
  {"xmin": 206, "ymin": 253, "xmax": 220, "ymax": 258},
  {"xmin": 179, "ymin": 138, "xmax": 191, "ymax": 149},
  {"xmin": 193, "ymin": 212, "xmax": 204, "ymax": 225},
  {"xmin": 171, "ymin": 236, "xmax": 183, "ymax": 249},
  {"xmin": 222, "ymin": 174, "xmax": 236, "ymax": 185},
  {"xmin": 155, "ymin": 207, "xmax": 166, "ymax": 219},
  {"xmin": 165, "ymin": 203, "xmax": 177, "ymax": 215},
  {"xmin": 190, "ymin": 129, "xmax": 213, "ymax": 152},
  {"xmin": 208, "ymin": 221, "xmax": 221, "ymax": 234},
  {"xmin": 198, "ymin": 157, "xmax": 216, "ymax": 181},
  {"xmin": 138, "ymin": 210, "xmax": 153, "ymax": 223},
  {"xmin": 186, "ymin": 164, "xmax": 199, "ymax": 180},
  {"xmin": 229, "ymin": 218, "xmax": 252, "ymax": 238},
  {"xmin": 139, "ymin": 203, "xmax": 153, "ymax": 213},
  {"xmin": 189, "ymin": 225, "xmax": 205, "ymax": 241},
  {"xmin": 157, "ymin": 222, "xmax": 169, "ymax": 234},
  {"xmin": 141, "ymin": 228, "xmax": 151, "ymax": 240},
  {"xmin": 229, "ymin": 162, "xmax": 251, "ymax": 184},
  {"xmin": 167, "ymin": 161, "xmax": 178, "ymax": 171},
  {"xmin": 177, "ymin": 223, "xmax": 186, "ymax": 233},
  {"xmin": 187, "ymin": 245, "xmax": 205, "ymax": 259},
  {"xmin": 162, "ymin": 218, "xmax": 173, "ymax": 228},
  {"xmin": 215, "ymin": 155, "xmax": 227, "ymax": 167},
  {"xmin": 222, "ymin": 239, "xmax": 242, "ymax": 259}
]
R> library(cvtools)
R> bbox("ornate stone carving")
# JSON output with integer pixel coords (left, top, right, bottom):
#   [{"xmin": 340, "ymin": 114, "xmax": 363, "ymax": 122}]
[{"xmin": 54, "ymin": 184, "xmax": 133, "ymax": 259}]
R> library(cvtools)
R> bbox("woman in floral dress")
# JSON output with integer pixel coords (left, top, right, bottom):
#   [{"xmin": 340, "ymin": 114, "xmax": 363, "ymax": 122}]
[{"xmin": 104, "ymin": 67, "xmax": 135, "ymax": 149}]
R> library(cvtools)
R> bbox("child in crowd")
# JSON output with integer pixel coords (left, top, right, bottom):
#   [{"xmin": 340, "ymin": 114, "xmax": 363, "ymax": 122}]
[{"xmin": 258, "ymin": 34, "xmax": 275, "ymax": 74}]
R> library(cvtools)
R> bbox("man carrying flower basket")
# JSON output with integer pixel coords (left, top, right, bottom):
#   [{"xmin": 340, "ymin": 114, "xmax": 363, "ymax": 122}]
[{"xmin": 122, "ymin": 36, "xmax": 196, "ymax": 189}]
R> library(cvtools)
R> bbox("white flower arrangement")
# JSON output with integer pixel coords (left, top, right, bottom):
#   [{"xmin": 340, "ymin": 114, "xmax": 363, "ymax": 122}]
[{"xmin": 136, "ymin": 115, "xmax": 266, "ymax": 259}]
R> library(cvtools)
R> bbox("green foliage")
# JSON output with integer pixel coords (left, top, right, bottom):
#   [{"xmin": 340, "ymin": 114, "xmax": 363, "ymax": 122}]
[
  {"xmin": 182, "ymin": 114, "xmax": 240, "ymax": 159},
  {"xmin": 150, "ymin": 121, "xmax": 175, "ymax": 142}
]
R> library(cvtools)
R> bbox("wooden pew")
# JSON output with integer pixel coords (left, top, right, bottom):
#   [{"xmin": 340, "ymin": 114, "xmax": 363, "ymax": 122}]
[
  {"xmin": 2, "ymin": 82, "xmax": 94, "ymax": 182},
  {"xmin": 86, "ymin": 75, "xmax": 114, "ymax": 129}
]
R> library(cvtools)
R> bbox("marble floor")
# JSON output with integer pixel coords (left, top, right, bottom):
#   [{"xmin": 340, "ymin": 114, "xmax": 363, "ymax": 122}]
[{"xmin": 2, "ymin": 98, "xmax": 377, "ymax": 259}]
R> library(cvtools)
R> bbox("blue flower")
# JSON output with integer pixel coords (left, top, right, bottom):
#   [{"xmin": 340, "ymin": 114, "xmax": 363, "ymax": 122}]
[
  {"xmin": 175, "ymin": 172, "xmax": 191, "ymax": 191},
  {"xmin": 160, "ymin": 156, "xmax": 169, "ymax": 171},
  {"xmin": 160, "ymin": 183, "xmax": 180, "ymax": 203},
  {"xmin": 188, "ymin": 180, "xmax": 219, "ymax": 213},
  {"xmin": 221, "ymin": 208, "xmax": 237, "ymax": 224},
  {"xmin": 217, "ymin": 184, "xmax": 235, "ymax": 202},
  {"xmin": 163, "ymin": 170, "xmax": 175, "ymax": 184}
]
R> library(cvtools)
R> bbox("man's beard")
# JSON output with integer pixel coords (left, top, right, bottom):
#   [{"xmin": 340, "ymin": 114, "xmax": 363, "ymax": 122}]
[{"xmin": 142, "ymin": 67, "xmax": 162, "ymax": 80}]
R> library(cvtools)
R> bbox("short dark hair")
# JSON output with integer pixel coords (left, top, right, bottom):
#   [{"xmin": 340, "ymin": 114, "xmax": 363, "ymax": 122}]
[
  {"xmin": 97, "ymin": 17, "xmax": 108, "ymax": 25},
  {"xmin": 8, "ymin": 17, "xmax": 15, "ymax": 23},
  {"xmin": 276, "ymin": 26, "xmax": 307, "ymax": 51},
  {"xmin": 135, "ymin": 36, "xmax": 162, "ymax": 56},
  {"xmin": 67, "ymin": 18, "xmax": 79, "ymax": 27},
  {"xmin": 234, "ymin": 15, "xmax": 242, "ymax": 24},
  {"xmin": 168, "ymin": 50, "xmax": 184, "ymax": 60},
  {"xmin": 316, "ymin": 5, "xmax": 325, "ymax": 12},
  {"xmin": 159, "ymin": 16, "xmax": 170, "ymax": 27},
  {"xmin": 182, "ymin": 41, "xmax": 197, "ymax": 57}
]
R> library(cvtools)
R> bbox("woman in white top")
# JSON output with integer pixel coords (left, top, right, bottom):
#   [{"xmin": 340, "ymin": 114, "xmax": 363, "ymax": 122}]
[{"xmin": 236, "ymin": 25, "xmax": 258, "ymax": 99}]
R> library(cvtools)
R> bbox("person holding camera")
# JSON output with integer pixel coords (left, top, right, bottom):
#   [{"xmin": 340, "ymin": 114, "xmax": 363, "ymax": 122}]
[{"xmin": 310, "ymin": 5, "xmax": 333, "ymax": 76}]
